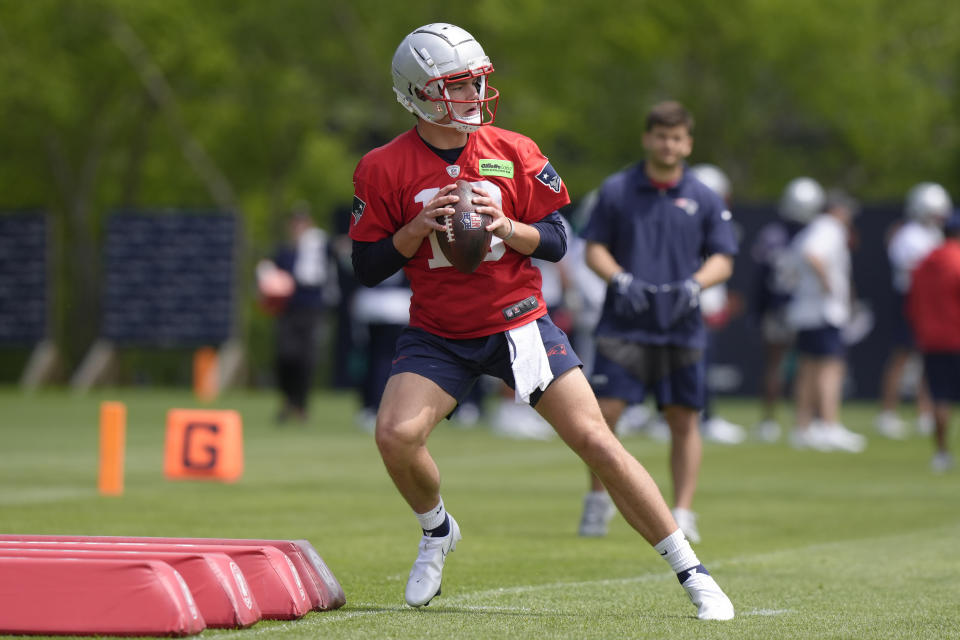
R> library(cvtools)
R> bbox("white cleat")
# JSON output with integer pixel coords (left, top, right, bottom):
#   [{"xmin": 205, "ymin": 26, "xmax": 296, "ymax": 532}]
[
  {"xmin": 821, "ymin": 422, "xmax": 867, "ymax": 453},
  {"xmin": 679, "ymin": 565, "xmax": 735, "ymax": 620},
  {"xmin": 578, "ymin": 491, "xmax": 616, "ymax": 537},
  {"xmin": 789, "ymin": 423, "xmax": 834, "ymax": 451},
  {"xmin": 931, "ymin": 451, "xmax": 955, "ymax": 473},
  {"xmin": 874, "ymin": 411, "xmax": 908, "ymax": 440},
  {"xmin": 754, "ymin": 419, "xmax": 782, "ymax": 443},
  {"xmin": 491, "ymin": 402, "xmax": 555, "ymax": 440},
  {"xmin": 405, "ymin": 514, "xmax": 461, "ymax": 607},
  {"xmin": 671, "ymin": 507, "xmax": 701, "ymax": 544},
  {"xmin": 702, "ymin": 417, "xmax": 747, "ymax": 445},
  {"xmin": 645, "ymin": 416, "xmax": 672, "ymax": 442},
  {"xmin": 615, "ymin": 404, "xmax": 653, "ymax": 436}
]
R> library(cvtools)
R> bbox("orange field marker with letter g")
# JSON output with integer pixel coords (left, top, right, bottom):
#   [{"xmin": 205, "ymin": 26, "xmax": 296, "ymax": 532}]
[
  {"xmin": 98, "ymin": 401, "xmax": 126, "ymax": 496},
  {"xmin": 164, "ymin": 409, "xmax": 243, "ymax": 482}
]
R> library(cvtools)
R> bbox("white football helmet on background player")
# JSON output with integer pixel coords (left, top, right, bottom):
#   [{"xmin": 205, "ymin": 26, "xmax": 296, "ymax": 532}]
[
  {"xmin": 392, "ymin": 23, "xmax": 499, "ymax": 133},
  {"xmin": 778, "ymin": 177, "xmax": 825, "ymax": 225},
  {"xmin": 905, "ymin": 182, "xmax": 952, "ymax": 226},
  {"xmin": 689, "ymin": 163, "xmax": 732, "ymax": 202}
]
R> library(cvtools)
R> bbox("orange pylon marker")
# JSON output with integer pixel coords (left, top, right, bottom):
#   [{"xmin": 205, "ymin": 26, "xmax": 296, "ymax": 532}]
[
  {"xmin": 193, "ymin": 347, "xmax": 219, "ymax": 402},
  {"xmin": 98, "ymin": 401, "xmax": 126, "ymax": 496},
  {"xmin": 164, "ymin": 409, "xmax": 243, "ymax": 482}
]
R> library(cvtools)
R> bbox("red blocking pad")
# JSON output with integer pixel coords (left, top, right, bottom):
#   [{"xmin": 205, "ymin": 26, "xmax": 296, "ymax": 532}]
[
  {"xmin": 290, "ymin": 538, "xmax": 347, "ymax": 610},
  {"xmin": 0, "ymin": 535, "xmax": 345, "ymax": 611},
  {"xmin": 0, "ymin": 556, "xmax": 205, "ymax": 637},
  {"xmin": 0, "ymin": 548, "xmax": 260, "ymax": 629},
  {"xmin": 0, "ymin": 539, "xmax": 310, "ymax": 620}
]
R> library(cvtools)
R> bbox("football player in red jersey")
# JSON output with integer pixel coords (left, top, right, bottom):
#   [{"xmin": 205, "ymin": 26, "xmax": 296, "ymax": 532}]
[{"xmin": 349, "ymin": 23, "xmax": 733, "ymax": 620}]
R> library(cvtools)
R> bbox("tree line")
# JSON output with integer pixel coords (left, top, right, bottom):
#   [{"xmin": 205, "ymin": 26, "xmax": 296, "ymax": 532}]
[{"xmin": 1, "ymin": 0, "xmax": 957, "ymax": 379}]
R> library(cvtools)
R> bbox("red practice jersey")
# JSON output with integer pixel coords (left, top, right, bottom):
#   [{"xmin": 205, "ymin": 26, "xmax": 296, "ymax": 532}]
[
  {"xmin": 350, "ymin": 126, "xmax": 570, "ymax": 338},
  {"xmin": 908, "ymin": 240, "xmax": 960, "ymax": 352}
]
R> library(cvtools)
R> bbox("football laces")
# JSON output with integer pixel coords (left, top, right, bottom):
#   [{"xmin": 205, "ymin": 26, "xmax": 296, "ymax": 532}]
[{"xmin": 444, "ymin": 214, "xmax": 455, "ymax": 243}]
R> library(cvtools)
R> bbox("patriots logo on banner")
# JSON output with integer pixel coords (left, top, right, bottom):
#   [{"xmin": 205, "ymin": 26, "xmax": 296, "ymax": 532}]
[
  {"xmin": 674, "ymin": 198, "xmax": 699, "ymax": 216},
  {"xmin": 460, "ymin": 211, "xmax": 484, "ymax": 230},
  {"xmin": 446, "ymin": 165, "xmax": 461, "ymax": 178},
  {"xmin": 535, "ymin": 161, "xmax": 563, "ymax": 193},
  {"xmin": 352, "ymin": 195, "xmax": 366, "ymax": 225}
]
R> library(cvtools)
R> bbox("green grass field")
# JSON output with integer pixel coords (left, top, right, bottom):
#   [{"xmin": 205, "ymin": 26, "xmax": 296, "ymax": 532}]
[{"xmin": 1, "ymin": 388, "xmax": 958, "ymax": 639}]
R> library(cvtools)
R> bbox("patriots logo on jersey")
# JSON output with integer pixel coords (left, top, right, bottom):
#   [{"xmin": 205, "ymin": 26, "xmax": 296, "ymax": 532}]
[
  {"xmin": 460, "ymin": 211, "xmax": 484, "ymax": 230},
  {"xmin": 352, "ymin": 195, "xmax": 366, "ymax": 225},
  {"xmin": 674, "ymin": 198, "xmax": 699, "ymax": 216},
  {"xmin": 547, "ymin": 344, "xmax": 567, "ymax": 357},
  {"xmin": 536, "ymin": 161, "xmax": 563, "ymax": 193}
]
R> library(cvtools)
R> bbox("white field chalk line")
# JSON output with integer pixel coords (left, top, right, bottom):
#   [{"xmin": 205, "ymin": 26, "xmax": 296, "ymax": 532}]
[
  {"xmin": 0, "ymin": 487, "xmax": 94, "ymax": 505},
  {"xmin": 744, "ymin": 609, "xmax": 793, "ymax": 616}
]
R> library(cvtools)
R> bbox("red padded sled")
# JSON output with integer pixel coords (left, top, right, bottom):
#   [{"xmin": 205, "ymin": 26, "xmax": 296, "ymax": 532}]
[
  {"xmin": 0, "ymin": 534, "xmax": 345, "ymax": 611},
  {"xmin": 0, "ymin": 556, "xmax": 205, "ymax": 636},
  {"xmin": 0, "ymin": 548, "xmax": 260, "ymax": 628},
  {"xmin": 0, "ymin": 539, "xmax": 310, "ymax": 620}
]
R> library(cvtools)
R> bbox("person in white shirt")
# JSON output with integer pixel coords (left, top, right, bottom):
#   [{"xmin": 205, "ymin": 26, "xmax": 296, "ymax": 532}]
[
  {"xmin": 785, "ymin": 190, "xmax": 866, "ymax": 453},
  {"xmin": 875, "ymin": 183, "xmax": 951, "ymax": 439},
  {"xmin": 750, "ymin": 177, "xmax": 824, "ymax": 442}
]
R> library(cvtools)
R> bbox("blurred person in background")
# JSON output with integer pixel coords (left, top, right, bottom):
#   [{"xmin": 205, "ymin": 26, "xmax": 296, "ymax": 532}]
[
  {"xmin": 906, "ymin": 210, "xmax": 960, "ymax": 472},
  {"xmin": 688, "ymin": 163, "xmax": 746, "ymax": 445},
  {"xmin": 579, "ymin": 101, "xmax": 738, "ymax": 543},
  {"xmin": 567, "ymin": 190, "xmax": 659, "ymax": 440},
  {"xmin": 784, "ymin": 189, "xmax": 865, "ymax": 453},
  {"xmin": 564, "ymin": 190, "xmax": 607, "ymax": 377},
  {"xmin": 257, "ymin": 204, "xmax": 334, "ymax": 423},
  {"xmin": 749, "ymin": 177, "xmax": 825, "ymax": 442},
  {"xmin": 351, "ymin": 271, "xmax": 412, "ymax": 432},
  {"xmin": 875, "ymin": 183, "xmax": 952, "ymax": 439},
  {"xmin": 351, "ymin": 25, "xmax": 733, "ymax": 619}
]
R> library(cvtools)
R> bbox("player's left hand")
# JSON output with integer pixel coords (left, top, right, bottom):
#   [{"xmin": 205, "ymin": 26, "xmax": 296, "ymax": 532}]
[
  {"xmin": 472, "ymin": 185, "xmax": 511, "ymax": 239},
  {"xmin": 666, "ymin": 278, "xmax": 702, "ymax": 324}
]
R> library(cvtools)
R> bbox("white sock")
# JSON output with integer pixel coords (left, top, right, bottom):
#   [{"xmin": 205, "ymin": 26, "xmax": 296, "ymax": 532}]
[
  {"xmin": 654, "ymin": 528, "xmax": 700, "ymax": 574},
  {"xmin": 415, "ymin": 498, "xmax": 446, "ymax": 532}
]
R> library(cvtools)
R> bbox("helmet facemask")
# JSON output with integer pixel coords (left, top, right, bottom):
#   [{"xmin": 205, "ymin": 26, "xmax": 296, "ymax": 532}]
[{"xmin": 417, "ymin": 65, "xmax": 499, "ymax": 132}]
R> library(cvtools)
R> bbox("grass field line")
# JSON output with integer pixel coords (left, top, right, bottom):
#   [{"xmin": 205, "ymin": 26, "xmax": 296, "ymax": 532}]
[{"xmin": 0, "ymin": 486, "xmax": 96, "ymax": 505}]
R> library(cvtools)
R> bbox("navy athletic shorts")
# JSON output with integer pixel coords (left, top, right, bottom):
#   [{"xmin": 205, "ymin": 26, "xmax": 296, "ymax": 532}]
[
  {"xmin": 923, "ymin": 352, "xmax": 960, "ymax": 403},
  {"xmin": 888, "ymin": 294, "xmax": 916, "ymax": 348},
  {"xmin": 390, "ymin": 315, "xmax": 582, "ymax": 411},
  {"xmin": 795, "ymin": 325, "xmax": 845, "ymax": 357},
  {"xmin": 589, "ymin": 339, "xmax": 705, "ymax": 411}
]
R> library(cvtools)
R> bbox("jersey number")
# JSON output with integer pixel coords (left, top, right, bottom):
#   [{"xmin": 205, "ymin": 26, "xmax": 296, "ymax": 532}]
[{"xmin": 415, "ymin": 181, "xmax": 507, "ymax": 269}]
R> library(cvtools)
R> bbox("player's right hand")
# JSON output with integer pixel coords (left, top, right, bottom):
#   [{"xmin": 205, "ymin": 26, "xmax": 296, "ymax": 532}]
[
  {"xmin": 411, "ymin": 184, "xmax": 460, "ymax": 239},
  {"xmin": 610, "ymin": 271, "xmax": 656, "ymax": 318}
]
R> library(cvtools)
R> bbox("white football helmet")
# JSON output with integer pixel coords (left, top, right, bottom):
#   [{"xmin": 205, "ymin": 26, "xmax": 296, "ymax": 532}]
[
  {"xmin": 905, "ymin": 182, "xmax": 952, "ymax": 225},
  {"xmin": 778, "ymin": 177, "xmax": 825, "ymax": 224},
  {"xmin": 391, "ymin": 23, "xmax": 499, "ymax": 133},
  {"xmin": 689, "ymin": 164, "xmax": 731, "ymax": 201}
]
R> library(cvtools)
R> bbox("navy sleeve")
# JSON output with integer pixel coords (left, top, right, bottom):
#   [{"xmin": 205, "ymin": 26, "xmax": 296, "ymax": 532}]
[
  {"xmin": 530, "ymin": 211, "xmax": 567, "ymax": 262},
  {"xmin": 701, "ymin": 190, "xmax": 739, "ymax": 258},
  {"xmin": 352, "ymin": 237, "xmax": 410, "ymax": 287}
]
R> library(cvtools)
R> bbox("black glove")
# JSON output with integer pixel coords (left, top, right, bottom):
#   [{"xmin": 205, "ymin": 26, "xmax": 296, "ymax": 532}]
[
  {"xmin": 610, "ymin": 272, "xmax": 657, "ymax": 318},
  {"xmin": 666, "ymin": 278, "xmax": 702, "ymax": 324}
]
